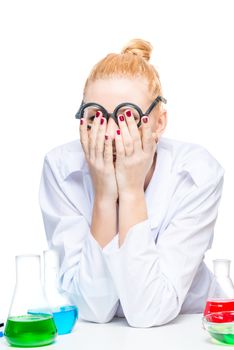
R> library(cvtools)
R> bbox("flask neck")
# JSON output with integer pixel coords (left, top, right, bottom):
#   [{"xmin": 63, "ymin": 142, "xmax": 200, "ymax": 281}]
[
  {"xmin": 44, "ymin": 267, "xmax": 59, "ymax": 288},
  {"xmin": 16, "ymin": 255, "xmax": 41, "ymax": 286},
  {"xmin": 43, "ymin": 250, "xmax": 68, "ymax": 307},
  {"xmin": 43, "ymin": 250, "xmax": 60, "ymax": 289},
  {"xmin": 213, "ymin": 259, "xmax": 231, "ymax": 278}
]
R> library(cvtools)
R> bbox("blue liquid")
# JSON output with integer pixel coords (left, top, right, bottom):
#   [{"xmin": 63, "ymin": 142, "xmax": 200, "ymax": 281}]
[
  {"xmin": 0, "ymin": 321, "xmax": 4, "ymax": 337},
  {"xmin": 53, "ymin": 306, "xmax": 78, "ymax": 335},
  {"xmin": 28, "ymin": 305, "xmax": 78, "ymax": 335}
]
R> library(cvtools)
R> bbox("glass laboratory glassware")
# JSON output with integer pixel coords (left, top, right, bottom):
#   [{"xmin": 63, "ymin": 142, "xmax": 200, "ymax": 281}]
[
  {"xmin": 43, "ymin": 249, "xmax": 78, "ymax": 335},
  {"xmin": 4, "ymin": 254, "xmax": 57, "ymax": 347},
  {"xmin": 204, "ymin": 259, "xmax": 234, "ymax": 317},
  {"xmin": 203, "ymin": 311, "xmax": 234, "ymax": 345},
  {"xmin": 0, "ymin": 321, "xmax": 4, "ymax": 337}
]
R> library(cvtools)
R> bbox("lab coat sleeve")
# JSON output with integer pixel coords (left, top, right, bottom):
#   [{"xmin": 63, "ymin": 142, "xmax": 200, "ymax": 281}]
[
  {"xmin": 103, "ymin": 172, "xmax": 224, "ymax": 328},
  {"xmin": 39, "ymin": 156, "xmax": 119, "ymax": 323}
]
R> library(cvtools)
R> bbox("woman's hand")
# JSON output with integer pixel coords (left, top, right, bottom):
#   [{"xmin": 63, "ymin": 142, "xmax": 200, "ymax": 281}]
[
  {"xmin": 79, "ymin": 112, "xmax": 118, "ymax": 201},
  {"xmin": 114, "ymin": 110, "xmax": 157, "ymax": 198}
]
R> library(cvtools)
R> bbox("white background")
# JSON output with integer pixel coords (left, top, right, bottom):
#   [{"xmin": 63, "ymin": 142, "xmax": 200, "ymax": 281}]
[{"xmin": 0, "ymin": 0, "xmax": 234, "ymax": 320}]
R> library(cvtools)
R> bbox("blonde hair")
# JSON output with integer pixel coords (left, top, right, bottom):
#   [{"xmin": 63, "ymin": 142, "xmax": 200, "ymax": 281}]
[{"xmin": 83, "ymin": 38, "xmax": 163, "ymax": 100}]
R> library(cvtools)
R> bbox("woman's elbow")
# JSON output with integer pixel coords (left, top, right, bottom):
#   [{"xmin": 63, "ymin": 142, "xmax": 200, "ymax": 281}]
[
  {"xmin": 126, "ymin": 312, "xmax": 178, "ymax": 328},
  {"xmin": 124, "ymin": 294, "xmax": 181, "ymax": 328},
  {"xmin": 126, "ymin": 308, "xmax": 180, "ymax": 328},
  {"xmin": 77, "ymin": 297, "xmax": 119, "ymax": 324},
  {"xmin": 80, "ymin": 307, "xmax": 116, "ymax": 324}
]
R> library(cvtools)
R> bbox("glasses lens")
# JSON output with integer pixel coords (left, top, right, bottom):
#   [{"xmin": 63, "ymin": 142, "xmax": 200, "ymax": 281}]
[
  {"xmin": 82, "ymin": 106, "xmax": 104, "ymax": 128},
  {"xmin": 116, "ymin": 107, "xmax": 141, "ymax": 125},
  {"xmin": 81, "ymin": 105, "xmax": 142, "ymax": 128}
]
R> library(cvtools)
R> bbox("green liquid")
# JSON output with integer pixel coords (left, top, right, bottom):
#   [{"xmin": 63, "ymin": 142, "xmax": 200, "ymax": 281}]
[
  {"xmin": 210, "ymin": 331, "xmax": 234, "ymax": 345},
  {"xmin": 4, "ymin": 314, "xmax": 57, "ymax": 347}
]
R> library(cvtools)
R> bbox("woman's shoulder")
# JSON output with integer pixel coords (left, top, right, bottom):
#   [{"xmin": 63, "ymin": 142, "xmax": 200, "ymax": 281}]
[
  {"xmin": 159, "ymin": 137, "xmax": 224, "ymax": 186},
  {"xmin": 42, "ymin": 139, "xmax": 85, "ymax": 180},
  {"xmin": 45, "ymin": 139, "xmax": 82, "ymax": 157}
]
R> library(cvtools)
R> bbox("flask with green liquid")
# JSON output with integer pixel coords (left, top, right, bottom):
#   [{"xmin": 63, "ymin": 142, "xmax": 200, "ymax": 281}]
[{"xmin": 4, "ymin": 254, "xmax": 57, "ymax": 347}]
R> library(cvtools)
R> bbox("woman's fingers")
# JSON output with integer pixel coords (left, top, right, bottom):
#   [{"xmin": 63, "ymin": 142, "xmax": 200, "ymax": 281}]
[
  {"xmin": 89, "ymin": 111, "xmax": 103, "ymax": 160},
  {"xmin": 80, "ymin": 109, "xmax": 156, "ymax": 167},
  {"xmin": 117, "ymin": 114, "xmax": 134, "ymax": 156},
  {"xmin": 79, "ymin": 118, "xmax": 89, "ymax": 158},
  {"xmin": 95, "ymin": 117, "xmax": 107, "ymax": 161},
  {"xmin": 141, "ymin": 116, "xmax": 155, "ymax": 153},
  {"xmin": 115, "ymin": 129, "xmax": 125, "ymax": 161},
  {"xmin": 124, "ymin": 109, "xmax": 142, "ymax": 152},
  {"xmin": 80, "ymin": 111, "xmax": 107, "ymax": 163},
  {"xmin": 103, "ymin": 134, "xmax": 113, "ymax": 164},
  {"xmin": 80, "ymin": 110, "xmax": 111, "ymax": 165}
]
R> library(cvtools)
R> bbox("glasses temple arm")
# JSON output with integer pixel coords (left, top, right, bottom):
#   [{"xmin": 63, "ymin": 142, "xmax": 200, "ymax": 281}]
[
  {"xmin": 75, "ymin": 100, "xmax": 85, "ymax": 119},
  {"xmin": 145, "ymin": 96, "xmax": 167, "ymax": 115}
]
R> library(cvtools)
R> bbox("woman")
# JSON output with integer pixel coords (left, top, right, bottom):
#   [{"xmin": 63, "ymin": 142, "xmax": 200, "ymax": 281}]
[{"xmin": 39, "ymin": 39, "xmax": 224, "ymax": 327}]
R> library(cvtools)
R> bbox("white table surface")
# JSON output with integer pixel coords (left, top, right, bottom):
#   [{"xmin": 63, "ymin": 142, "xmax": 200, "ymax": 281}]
[{"xmin": 0, "ymin": 313, "xmax": 230, "ymax": 349}]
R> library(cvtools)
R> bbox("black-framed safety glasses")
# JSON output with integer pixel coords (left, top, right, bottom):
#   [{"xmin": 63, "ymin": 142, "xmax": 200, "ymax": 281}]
[{"xmin": 75, "ymin": 95, "xmax": 167, "ymax": 129}]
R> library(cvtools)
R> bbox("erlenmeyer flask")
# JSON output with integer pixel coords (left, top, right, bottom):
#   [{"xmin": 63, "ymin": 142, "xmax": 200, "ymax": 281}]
[
  {"xmin": 43, "ymin": 249, "xmax": 78, "ymax": 335},
  {"xmin": 204, "ymin": 259, "xmax": 234, "ymax": 316},
  {"xmin": 4, "ymin": 254, "xmax": 57, "ymax": 347}
]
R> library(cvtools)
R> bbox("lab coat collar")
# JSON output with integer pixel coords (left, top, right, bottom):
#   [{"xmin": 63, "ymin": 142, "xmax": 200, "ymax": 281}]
[{"xmin": 61, "ymin": 140, "xmax": 89, "ymax": 181}]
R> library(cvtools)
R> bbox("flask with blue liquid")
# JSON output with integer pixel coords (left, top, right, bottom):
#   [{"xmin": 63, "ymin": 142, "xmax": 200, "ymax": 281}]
[
  {"xmin": 43, "ymin": 249, "xmax": 78, "ymax": 335},
  {"xmin": 28, "ymin": 250, "xmax": 78, "ymax": 334}
]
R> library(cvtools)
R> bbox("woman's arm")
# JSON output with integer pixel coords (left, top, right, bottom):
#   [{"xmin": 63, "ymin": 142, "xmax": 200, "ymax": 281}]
[
  {"xmin": 91, "ymin": 196, "xmax": 118, "ymax": 247},
  {"xmin": 104, "ymin": 170, "xmax": 224, "ymax": 327},
  {"xmin": 39, "ymin": 156, "xmax": 119, "ymax": 323},
  {"xmin": 80, "ymin": 114, "xmax": 118, "ymax": 247},
  {"xmin": 107, "ymin": 110, "xmax": 224, "ymax": 327},
  {"xmin": 118, "ymin": 190, "xmax": 147, "ymax": 246},
  {"xmin": 114, "ymin": 111, "xmax": 157, "ymax": 245}
]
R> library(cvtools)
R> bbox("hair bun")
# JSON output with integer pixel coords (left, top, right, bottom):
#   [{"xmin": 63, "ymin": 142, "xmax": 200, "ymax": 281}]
[{"xmin": 121, "ymin": 38, "xmax": 153, "ymax": 62}]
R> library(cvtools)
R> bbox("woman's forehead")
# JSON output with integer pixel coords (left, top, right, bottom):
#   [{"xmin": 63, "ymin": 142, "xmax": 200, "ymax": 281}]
[{"xmin": 84, "ymin": 77, "xmax": 152, "ymax": 108}]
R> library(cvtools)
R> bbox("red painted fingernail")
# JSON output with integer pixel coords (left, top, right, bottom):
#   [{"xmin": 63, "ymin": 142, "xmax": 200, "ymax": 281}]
[
  {"xmin": 119, "ymin": 115, "xmax": 124, "ymax": 122},
  {"xmin": 100, "ymin": 117, "xmax": 105, "ymax": 125},
  {"xmin": 96, "ymin": 111, "xmax": 101, "ymax": 118},
  {"xmin": 105, "ymin": 135, "xmax": 108, "ymax": 140},
  {"xmin": 80, "ymin": 118, "xmax": 84, "ymax": 125},
  {"xmin": 142, "ymin": 117, "xmax": 148, "ymax": 123},
  {"xmin": 126, "ymin": 110, "xmax": 132, "ymax": 117},
  {"xmin": 117, "ymin": 129, "xmax": 121, "ymax": 135}
]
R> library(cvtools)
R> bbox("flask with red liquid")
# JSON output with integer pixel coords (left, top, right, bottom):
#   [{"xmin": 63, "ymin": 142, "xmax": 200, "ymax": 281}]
[{"xmin": 204, "ymin": 259, "xmax": 234, "ymax": 321}]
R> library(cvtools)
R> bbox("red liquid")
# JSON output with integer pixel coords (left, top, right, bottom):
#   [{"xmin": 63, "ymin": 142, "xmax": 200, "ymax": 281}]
[
  {"xmin": 205, "ymin": 311, "xmax": 234, "ymax": 324},
  {"xmin": 204, "ymin": 299, "xmax": 234, "ymax": 317}
]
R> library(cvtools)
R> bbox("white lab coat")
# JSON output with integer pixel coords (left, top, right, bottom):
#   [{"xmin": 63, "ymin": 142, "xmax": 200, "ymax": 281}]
[{"xmin": 39, "ymin": 137, "xmax": 224, "ymax": 328}]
